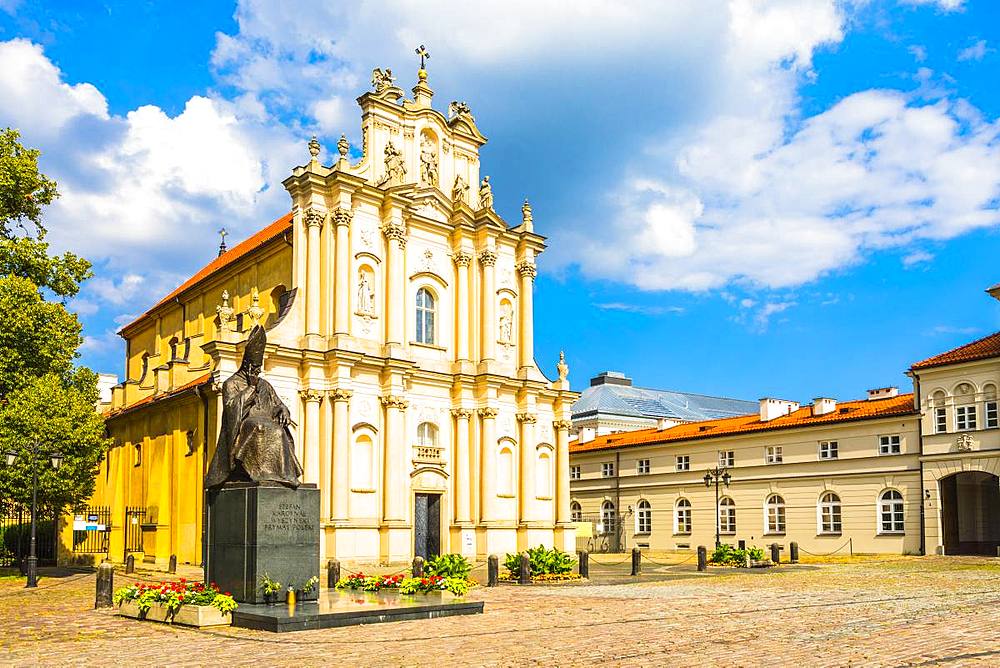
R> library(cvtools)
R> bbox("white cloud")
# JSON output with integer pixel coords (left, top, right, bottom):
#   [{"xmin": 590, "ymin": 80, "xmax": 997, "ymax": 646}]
[
  {"xmin": 957, "ymin": 40, "xmax": 991, "ymax": 62},
  {"xmin": 902, "ymin": 250, "xmax": 934, "ymax": 267},
  {"xmin": 593, "ymin": 302, "xmax": 685, "ymax": 316},
  {"xmin": 900, "ymin": 0, "xmax": 965, "ymax": 10},
  {"xmin": 908, "ymin": 45, "xmax": 927, "ymax": 62}
]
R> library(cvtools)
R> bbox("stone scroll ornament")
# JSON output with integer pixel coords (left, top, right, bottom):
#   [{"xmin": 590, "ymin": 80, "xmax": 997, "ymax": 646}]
[{"xmin": 205, "ymin": 325, "xmax": 303, "ymax": 489}]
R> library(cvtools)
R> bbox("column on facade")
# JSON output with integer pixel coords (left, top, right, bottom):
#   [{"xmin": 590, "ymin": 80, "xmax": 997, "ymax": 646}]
[
  {"xmin": 382, "ymin": 395, "xmax": 409, "ymax": 522},
  {"xmin": 478, "ymin": 246, "xmax": 497, "ymax": 363},
  {"xmin": 554, "ymin": 420, "xmax": 572, "ymax": 524},
  {"xmin": 299, "ymin": 390, "xmax": 324, "ymax": 485},
  {"xmin": 453, "ymin": 251, "xmax": 472, "ymax": 361},
  {"xmin": 304, "ymin": 208, "xmax": 325, "ymax": 337},
  {"xmin": 517, "ymin": 412, "xmax": 538, "ymax": 522},
  {"xmin": 479, "ymin": 407, "xmax": 498, "ymax": 522},
  {"xmin": 333, "ymin": 208, "xmax": 353, "ymax": 336},
  {"xmin": 516, "ymin": 258, "xmax": 537, "ymax": 370},
  {"xmin": 452, "ymin": 408, "xmax": 473, "ymax": 523},
  {"xmin": 382, "ymin": 216, "xmax": 407, "ymax": 347},
  {"xmin": 330, "ymin": 388, "xmax": 353, "ymax": 521}
]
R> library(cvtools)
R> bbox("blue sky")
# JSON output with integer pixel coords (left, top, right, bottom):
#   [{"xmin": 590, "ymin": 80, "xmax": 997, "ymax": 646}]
[{"xmin": 1, "ymin": 0, "xmax": 999, "ymax": 404}]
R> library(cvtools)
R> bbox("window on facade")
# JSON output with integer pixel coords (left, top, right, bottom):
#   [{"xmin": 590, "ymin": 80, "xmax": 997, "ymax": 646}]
[
  {"xmin": 956, "ymin": 405, "xmax": 977, "ymax": 431},
  {"xmin": 636, "ymin": 500, "xmax": 652, "ymax": 534},
  {"xmin": 497, "ymin": 445, "xmax": 515, "ymax": 497},
  {"xmin": 675, "ymin": 455, "xmax": 690, "ymax": 471},
  {"xmin": 352, "ymin": 435, "xmax": 374, "ymax": 490},
  {"xmin": 570, "ymin": 501, "xmax": 582, "ymax": 522},
  {"xmin": 935, "ymin": 407, "xmax": 948, "ymax": 434},
  {"xmin": 601, "ymin": 501, "xmax": 616, "ymax": 535},
  {"xmin": 987, "ymin": 402, "xmax": 999, "ymax": 429},
  {"xmin": 675, "ymin": 498, "xmax": 692, "ymax": 534},
  {"xmin": 415, "ymin": 287, "xmax": 436, "ymax": 344},
  {"xmin": 570, "ymin": 465, "xmax": 581, "ymax": 480},
  {"xmin": 765, "ymin": 494, "xmax": 786, "ymax": 534},
  {"xmin": 819, "ymin": 441, "xmax": 838, "ymax": 460},
  {"xmin": 134, "ymin": 443, "xmax": 142, "ymax": 467},
  {"xmin": 765, "ymin": 446, "xmax": 782, "ymax": 464},
  {"xmin": 719, "ymin": 450, "xmax": 734, "ymax": 468},
  {"xmin": 878, "ymin": 434, "xmax": 901, "ymax": 455},
  {"xmin": 819, "ymin": 492, "xmax": 842, "ymax": 534},
  {"xmin": 417, "ymin": 422, "xmax": 438, "ymax": 448},
  {"xmin": 719, "ymin": 497, "xmax": 736, "ymax": 534},
  {"xmin": 879, "ymin": 490, "xmax": 904, "ymax": 533},
  {"xmin": 602, "ymin": 462, "xmax": 615, "ymax": 478},
  {"xmin": 637, "ymin": 459, "xmax": 650, "ymax": 474}
]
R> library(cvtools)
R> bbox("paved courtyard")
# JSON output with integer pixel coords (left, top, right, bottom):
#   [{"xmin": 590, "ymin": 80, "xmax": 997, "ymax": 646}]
[{"xmin": 2, "ymin": 556, "xmax": 1000, "ymax": 667}]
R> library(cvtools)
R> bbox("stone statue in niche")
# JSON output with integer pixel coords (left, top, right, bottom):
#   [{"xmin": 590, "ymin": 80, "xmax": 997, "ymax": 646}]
[
  {"xmin": 452, "ymin": 175, "xmax": 469, "ymax": 205},
  {"xmin": 498, "ymin": 302, "xmax": 513, "ymax": 346},
  {"xmin": 479, "ymin": 176, "xmax": 494, "ymax": 211},
  {"xmin": 379, "ymin": 141, "xmax": 406, "ymax": 186},
  {"xmin": 419, "ymin": 135, "xmax": 438, "ymax": 186},
  {"xmin": 357, "ymin": 269, "xmax": 375, "ymax": 316},
  {"xmin": 205, "ymin": 325, "xmax": 302, "ymax": 489}
]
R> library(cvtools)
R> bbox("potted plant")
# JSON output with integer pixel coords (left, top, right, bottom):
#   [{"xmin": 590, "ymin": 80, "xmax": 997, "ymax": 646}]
[
  {"xmin": 259, "ymin": 572, "xmax": 281, "ymax": 605},
  {"xmin": 113, "ymin": 579, "xmax": 237, "ymax": 628}
]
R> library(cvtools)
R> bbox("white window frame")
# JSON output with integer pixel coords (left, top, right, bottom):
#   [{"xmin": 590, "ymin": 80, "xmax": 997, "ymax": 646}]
[
  {"xmin": 719, "ymin": 497, "xmax": 736, "ymax": 534},
  {"xmin": 675, "ymin": 455, "xmax": 690, "ymax": 471},
  {"xmin": 987, "ymin": 401, "xmax": 999, "ymax": 429},
  {"xmin": 416, "ymin": 421, "xmax": 438, "ymax": 447},
  {"xmin": 674, "ymin": 498, "xmax": 692, "ymax": 534},
  {"xmin": 818, "ymin": 440, "xmax": 838, "ymax": 460},
  {"xmin": 570, "ymin": 465, "xmax": 581, "ymax": 480},
  {"xmin": 570, "ymin": 501, "xmax": 582, "ymax": 522},
  {"xmin": 818, "ymin": 492, "xmax": 842, "ymax": 534},
  {"xmin": 765, "ymin": 446, "xmax": 783, "ymax": 464},
  {"xmin": 956, "ymin": 404, "xmax": 977, "ymax": 431},
  {"xmin": 636, "ymin": 500, "xmax": 652, "ymax": 534},
  {"xmin": 415, "ymin": 287, "xmax": 436, "ymax": 345},
  {"xmin": 718, "ymin": 450, "xmax": 734, "ymax": 468},
  {"xmin": 878, "ymin": 489, "xmax": 905, "ymax": 534},
  {"xmin": 764, "ymin": 494, "xmax": 786, "ymax": 534},
  {"xmin": 637, "ymin": 459, "xmax": 651, "ymax": 475},
  {"xmin": 934, "ymin": 407, "xmax": 947, "ymax": 434},
  {"xmin": 878, "ymin": 434, "xmax": 901, "ymax": 455},
  {"xmin": 601, "ymin": 501, "xmax": 616, "ymax": 535},
  {"xmin": 601, "ymin": 462, "xmax": 615, "ymax": 478}
]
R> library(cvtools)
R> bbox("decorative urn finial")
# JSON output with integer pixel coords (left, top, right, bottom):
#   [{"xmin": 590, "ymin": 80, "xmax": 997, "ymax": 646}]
[
  {"xmin": 557, "ymin": 351, "xmax": 569, "ymax": 382},
  {"xmin": 522, "ymin": 199, "xmax": 533, "ymax": 230},
  {"xmin": 216, "ymin": 290, "xmax": 235, "ymax": 332},
  {"xmin": 308, "ymin": 135, "xmax": 321, "ymax": 161},
  {"xmin": 247, "ymin": 287, "xmax": 265, "ymax": 325},
  {"xmin": 337, "ymin": 133, "xmax": 350, "ymax": 160}
]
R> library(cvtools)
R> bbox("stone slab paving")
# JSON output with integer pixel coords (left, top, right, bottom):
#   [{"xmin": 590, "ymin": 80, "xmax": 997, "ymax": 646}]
[{"xmin": 2, "ymin": 557, "xmax": 1000, "ymax": 667}]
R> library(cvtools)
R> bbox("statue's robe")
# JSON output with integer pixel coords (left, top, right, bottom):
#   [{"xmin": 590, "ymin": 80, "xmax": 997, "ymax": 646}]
[{"xmin": 205, "ymin": 369, "xmax": 302, "ymax": 488}]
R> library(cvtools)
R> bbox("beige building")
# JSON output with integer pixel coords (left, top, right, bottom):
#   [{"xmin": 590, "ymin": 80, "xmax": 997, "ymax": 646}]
[
  {"xmin": 570, "ymin": 286, "xmax": 1000, "ymax": 556},
  {"xmin": 73, "ymin": 63, "xmax": 578, "ymax": 567}
]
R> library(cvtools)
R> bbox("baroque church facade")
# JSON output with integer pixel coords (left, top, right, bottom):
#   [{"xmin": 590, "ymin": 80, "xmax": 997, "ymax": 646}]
[{"xmin": 70, "ymin": 64, "xmax": 578, "ymax": 567}]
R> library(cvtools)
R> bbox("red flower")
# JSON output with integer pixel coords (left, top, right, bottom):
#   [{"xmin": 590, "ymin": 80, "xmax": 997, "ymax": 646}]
[
  {"xmin": 224, "ymin": 591, "xmax": 231, "ymax": 597},
  {"xmin": 179, "ymin": 578, "xmax": 187, "ymax": 583}
]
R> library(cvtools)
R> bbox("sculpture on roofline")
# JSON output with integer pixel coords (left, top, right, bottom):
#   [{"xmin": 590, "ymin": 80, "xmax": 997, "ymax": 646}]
[{"xmin": 479, "ymin": 176, "xmax": 494, "ymax": 211}]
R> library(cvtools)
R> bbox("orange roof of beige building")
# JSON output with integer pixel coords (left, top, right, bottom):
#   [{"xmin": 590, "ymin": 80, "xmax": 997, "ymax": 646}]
[
  {"xmin": 106, "ymin": 373, "xmax": 212, "ymax": 418},
  {"xmin": 910, "ymin": 330, "xmax": 1000, "ymax": 370},
  {"xmin": 570, "ymin": 393, "xmax": 917, "ymax": 454},
  {"xmin": 119, "ymin": 213, "xmax": 293, "ymax": 335}
]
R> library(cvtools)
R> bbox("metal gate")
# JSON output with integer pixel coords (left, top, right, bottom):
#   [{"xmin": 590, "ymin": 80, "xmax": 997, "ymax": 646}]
[
  {"xmin": 124, "ymin": 506, "xmax": 146, "ymax": 557},
  {"xmin": 71, "ymin": 506, "xmax": 111, "ymax": 555},
  {"xmin": 578, "ymin": 512, "xmax": 627, "ymax": 553},
  {"xmin": 0, "ymin": 501, "xmax": 57, "ymax": 568}
]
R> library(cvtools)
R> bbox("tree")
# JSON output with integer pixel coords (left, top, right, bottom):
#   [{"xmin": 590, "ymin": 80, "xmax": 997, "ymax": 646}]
[{"xmin": 0, "ymin": 128, "xmax": 109, "ymax": 512}]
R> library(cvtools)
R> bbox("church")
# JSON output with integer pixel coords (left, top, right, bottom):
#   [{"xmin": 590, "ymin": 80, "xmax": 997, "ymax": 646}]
[{"xmin": 66, "ymin": 61, "xmax": 579, "ymax": 567}]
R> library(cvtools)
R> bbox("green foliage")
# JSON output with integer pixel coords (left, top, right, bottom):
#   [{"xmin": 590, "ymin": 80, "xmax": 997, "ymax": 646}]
[
  {"xmin": 338, "ymin": 572, "xmax": 472, "ymax": 596},
  {"xmin": 0, "ymin": 128, "xmax": 58, "ymax": 239},
  {"xmin": 0, "ymin": 237, "xmax": 91, "ymax": 298},
  {"xmin": 505, "ymin": 545, "xmax": 576, "ymax": 578},
  {"xmin": 301, "ymin": 575, "xmax": 319, "ymax": 593},
  {"xmin": 114, "ymin": 579, "xmax": 238, "ymax": 617},
  {"xmin": 710, "ymin": 544, "xmax": 767, "ymax": 567},
  {"xmin": 259, "ymin": 572, "xmax": 282, "ymax": 596},
  {"xmin": 424, "ymin": 553, "xmax": 472, "ymax": 579}
]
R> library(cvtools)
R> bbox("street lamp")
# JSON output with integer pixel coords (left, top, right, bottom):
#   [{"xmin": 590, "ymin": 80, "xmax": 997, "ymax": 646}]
[
  {"xmin": 704, "ymin": 466, "xmax": 731, "ymax": 549},
  {"xmin": 3, "ymin": 442, "xmax": 64, "ymax": 588}
]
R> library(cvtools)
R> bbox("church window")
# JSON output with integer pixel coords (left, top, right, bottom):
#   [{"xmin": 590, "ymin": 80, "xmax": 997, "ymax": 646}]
[
  {"xmin": 497, "ymin": 444, "xmax": 514, "ymax": 497},
  {"xmin": 417, "ymin": 422, "xmax": 438, "ymax": 447},
  {"xmin": 415, "ymin": 287, "xmax": 436, "ymax": 344},
  {"xmin": 351, "ymin": 435, "xmax": 374, "ymax": 490},
  {"xmin": 535, "ymin": 450, "xmax": 551, "ymax": 498}
]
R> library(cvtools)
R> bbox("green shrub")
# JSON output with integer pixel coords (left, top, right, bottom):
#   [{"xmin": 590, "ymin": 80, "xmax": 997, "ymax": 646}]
[
  {"xmin": 424, "ymin": 553, "xmax": 472, "ymax": 579},
  {"xmin": 505, "ymin": 545, "xmax": 576, "ymax": 577},
  {"xmin": 710, "ymin": 544, "xmax": 767, "ymax": 567}
]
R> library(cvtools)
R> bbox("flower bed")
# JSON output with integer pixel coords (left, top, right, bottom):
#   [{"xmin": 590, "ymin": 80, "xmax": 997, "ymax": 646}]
[
  {"xmin": 113, "ymin": 579, "xmax": 237, "ymax": 627},
  {"xmin": 709, "ymin": 544, "xmax": 773, "ymax": 568},
  {"xmin": 498, "ymin": 571, "xmax": 582, "ymax": 583},
  {"xmin": 335, "ymin": 572, "xmax": 472, "ymax": 597},
  {"xmin": 503, "ymin": 545, "xmax": 581, "ymax": 583}
]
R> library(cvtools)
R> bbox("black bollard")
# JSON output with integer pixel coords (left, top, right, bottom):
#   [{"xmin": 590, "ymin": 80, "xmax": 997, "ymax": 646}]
[
  {"xmin": 412, "ymin": 556, "xmax": 424, "ymax": 578},
  {"xmin": 168, "ymin": 554, "xmax": 177, "ymax": 574},
  {"xmin": 697, "ymin": 546, "xmax": 707, "ymax": 572},
  {"xmin": 327, "ymin": 559, "xmax": 341, "ymax": 589},
  {"xmin": 631, "ymin": 547, "xmax": 642, "ymax": 576},
  {"xmin": 770, "ymin": 543, "xmax": 780, "ymax": 564},
  {"xmin": 487, "ymin": 554, "xmax": 499, "ymax": 587},
  {"xmin": 95, "ymin": 562, "xmax": 114, "ymax": 609},
  {"xmin": 577, "ymin": 550, "xmax": 589, "ymax": 579},
  {"xmin": 125, "ymin": 554, "xmax": 135, "ymax": 574},
  {"xmin": 789, "ymin": 541, "xmax": 799, "ymax": 564},
  {"xmin": 518, "ymin": 553, "xmax": 531, "ymax": 585}
]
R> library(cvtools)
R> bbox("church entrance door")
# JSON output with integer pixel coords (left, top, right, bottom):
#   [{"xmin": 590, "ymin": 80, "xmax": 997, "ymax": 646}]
[
  {"xmin": 413, "ymin": 493, "xmax": 441, "ymax": 560},
  {"xmin": 940, "ymin": 471, "xmax": 1000, "ymax": 555}
]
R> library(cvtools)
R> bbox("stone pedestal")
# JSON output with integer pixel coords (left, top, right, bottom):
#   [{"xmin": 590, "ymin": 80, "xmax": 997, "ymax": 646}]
[{"xmin": 207, "ymin": 482, "xmax": 320, "ymax": 604}]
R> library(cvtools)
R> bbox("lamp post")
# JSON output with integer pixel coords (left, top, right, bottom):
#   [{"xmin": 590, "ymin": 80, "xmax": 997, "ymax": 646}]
[
  {"xmin": 4, "ymin": 442, "xmax": 63, "ymax": 588},
  {"xmin": 703, "ymin": 466, "xmax": 731, "ymax": 548}
]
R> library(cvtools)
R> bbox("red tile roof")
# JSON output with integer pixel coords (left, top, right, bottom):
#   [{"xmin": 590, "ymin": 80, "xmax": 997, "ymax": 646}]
[
  {"xmin": 119, "ymin": 213, "xmax": 293, "ymax": 335},
  {"xmin": 570, "ymin": 393, "xmax": 916, "ymax": 454},
  {"xmin": 105, "ymin": 373, "xmax": 212, "ymax": 418},
  {"xmin": 910, "ymin": 330, "xmax": 1000, "ymax": 370}
]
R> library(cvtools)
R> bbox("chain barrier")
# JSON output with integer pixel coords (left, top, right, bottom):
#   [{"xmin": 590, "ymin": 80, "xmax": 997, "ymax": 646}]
[
  {"xmin": 640, "ymin": 553, "xmax": 697, "ymax": 568},
  {"xmin": 588, "ymin": 553, "xmax": 633, "ymax": 566},
  {"xmin": 798, "ymin": 538, "xmax": 853, "ymax": 557}
]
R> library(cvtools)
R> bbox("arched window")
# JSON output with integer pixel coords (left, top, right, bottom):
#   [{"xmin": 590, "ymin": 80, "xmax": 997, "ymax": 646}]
[
  {"xmin": 674, "ymin": 498, "xmax": 692, "ymax": 534},
  {"xmin": 417, "ymin": 422, "xmax": 438, "ymax": 447},
  {"xmin": 535, "ymin": 450, "xmax": 552, "ymax": 498},
  {"xmin": 601, "ymin": 500, "xmax": 616, "ymax": 535},
  {"xmin": 415, "ymin": 287, "xmax": 436, "ymax": 344},
  {"xmin": 879, "ymin": 490, "xmax": 904, "ymax": 534},
  {"xmin": 351, "ymin": 435, "xmax": 374, "ymax": 490},
  {"xmin": 570, "ymin": 501, "xmax": 582, "ymax": 522},
  {"xmin": 765, "ymin": 494, "xmax": 786, "ymax": 534},
  {"xmin": 719, "ymin": 497, "xmax": 736, "ymax": 534},
  {"xmin": 636, "ymin": 500, "xmax": 652, "ymax": 534},
  {"xmin": 819, "ymin": 492, "xmax": 842, "ymax": 534},
  {"xmin": 497, "ymin": 444, "xmax": 514, "ymax": 497}
]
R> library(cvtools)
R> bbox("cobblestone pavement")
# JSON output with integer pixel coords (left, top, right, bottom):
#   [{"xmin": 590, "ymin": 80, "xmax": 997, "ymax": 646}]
[{"xmin": 2, "ymin": 556, "xmax": 1000, "ymax": 667}]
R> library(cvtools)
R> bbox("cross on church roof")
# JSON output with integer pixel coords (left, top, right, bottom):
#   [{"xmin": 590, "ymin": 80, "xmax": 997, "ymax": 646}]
[
  {"xmin": 415, "ymin": 44, "xmax": 430, "ymax": 70},
  {"xmin": 218, "ymin": 228, "xmax": 228, "ymax": 256}
]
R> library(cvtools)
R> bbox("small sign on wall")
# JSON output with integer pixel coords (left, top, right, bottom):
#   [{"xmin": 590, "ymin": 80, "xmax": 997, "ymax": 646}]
[{"xmin": 463, "ymin": 532, "xmax": 474, "ymax": 553}]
